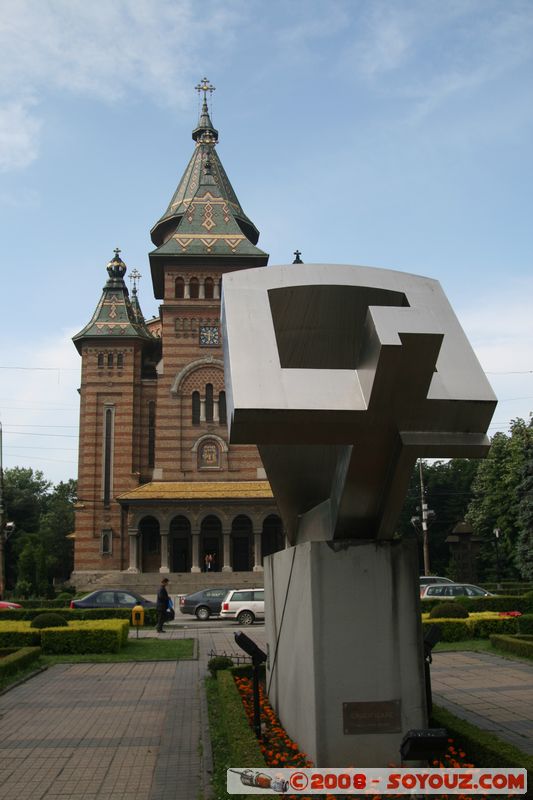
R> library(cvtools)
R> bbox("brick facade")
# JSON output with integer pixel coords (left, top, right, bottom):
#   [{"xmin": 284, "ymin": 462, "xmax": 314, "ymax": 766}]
[{"xmin": 71, "ymin": 94, "xmax": 283, "ymax": 581}]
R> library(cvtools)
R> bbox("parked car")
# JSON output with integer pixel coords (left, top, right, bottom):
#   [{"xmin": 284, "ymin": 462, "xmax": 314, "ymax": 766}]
[
  {"xmin": 420, "ymin": 583, "xmax": 495, "ymax": 600},
  {"xmin": 419, "ymin": 575, "xmax": 454, "ymax": 586},
  {"xmin": 0, "ymin": 601, "xmax": 22, "ymax": 610},
  {"xmin": 179, "ymin": 588, "xmax": 229, "ymax": 620},
  {"xmin": 220, "ymin": 588, "xmax": 265, "ymax": 625},
  {"xmin": 70, "ymin": 589, "xmax": 156, "ymax": 609}
]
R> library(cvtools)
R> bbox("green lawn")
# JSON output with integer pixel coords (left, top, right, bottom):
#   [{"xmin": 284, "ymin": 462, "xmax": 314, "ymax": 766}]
[
  {"xmin": 434, "ymin": 638, "xmax": 493, "ymax": 653},
  {"xmin": 0, "ymin": 637, "xmax": 195, "ymax": 694}
]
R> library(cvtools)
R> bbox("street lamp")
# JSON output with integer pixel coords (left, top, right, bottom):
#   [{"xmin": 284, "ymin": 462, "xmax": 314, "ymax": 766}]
[{"xmin": 493, "ymin": 528, "xmax": 502, "ymax": 590}]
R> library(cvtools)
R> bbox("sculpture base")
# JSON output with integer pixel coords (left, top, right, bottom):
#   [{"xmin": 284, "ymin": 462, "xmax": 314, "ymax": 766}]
[{"xmin": 264, "ymin": 538, "xmax": 427, "ymax": 767}]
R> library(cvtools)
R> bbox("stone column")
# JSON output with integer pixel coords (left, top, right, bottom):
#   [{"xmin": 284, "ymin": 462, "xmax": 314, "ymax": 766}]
[
  {"xmin": 214, "ymin": 280, "xmax": 221, "ymax": 300},
  {"xmin": 222, "ymin": 529, "xmax": 233, "ymax": 572},
  {"xmin": 200, "ymin": 399, "xmax": 206, "ymax": 422},
  {"xmin": 199, "ymin": 280, "xmax": 205, "ymax": 299},
  {"xmin": 160, "ymin": 524, "xmax": 170, "ymax": 574},
  {"xmin": 191, "ymin": 529, "xmax": 201, "ymax": 573},
  {"xmin": 184, "ymin": 280, "xmax": 190, "ymax": 299},
  {"xmin": 126, "ymin": 527, "xmax": 140, "ymax": 573},
  {"xmin": 253, "ymin": 530, "xmax": 263, "ymax": 572},
  {"xmin": 213, "ymin": 399, "xmax": 219, "ymax": 423}
]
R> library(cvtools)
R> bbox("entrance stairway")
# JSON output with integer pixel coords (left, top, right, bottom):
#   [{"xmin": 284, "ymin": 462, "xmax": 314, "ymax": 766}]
[{"xmin": 71, "ymin": 570, "xmax": 264, "ymax": 598}]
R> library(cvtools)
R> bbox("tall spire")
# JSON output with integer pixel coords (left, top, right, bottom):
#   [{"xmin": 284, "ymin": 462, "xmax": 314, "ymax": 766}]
[
  {"xmin": 192, "ymin": 78, "xmax": 218, "ymax": 143},
  {"xmin": 149, "ymin": 79, "xmax": 268, "ymax": 296}
]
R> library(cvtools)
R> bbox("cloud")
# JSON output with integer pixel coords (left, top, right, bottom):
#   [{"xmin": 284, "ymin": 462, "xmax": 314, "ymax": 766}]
[
  {"xmin": 0, "ymin": 99, "xmax": 42, "ymax": 171},
  {"xmin": 0, "ymin": 0, "xmax": 248, "ymax": 171},
  {"xmin": 343, "ymin": 0, "xmax": 533, "ymax": 125}
]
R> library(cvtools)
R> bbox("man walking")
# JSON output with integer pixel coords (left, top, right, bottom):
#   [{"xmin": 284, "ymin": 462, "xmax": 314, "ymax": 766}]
[{"xmin": 156, "ymin": 577, "xmax": 170, "ymax": 633}]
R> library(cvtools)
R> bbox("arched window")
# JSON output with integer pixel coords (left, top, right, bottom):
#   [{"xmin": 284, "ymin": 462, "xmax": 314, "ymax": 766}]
[
  {"xmin": 192, "ymin": 391, "xmax": 200, "ymax": 425},
  {"xmin": 205, "ymin": 383, "xmax": 213, "ymax": 422},
  {"xmin": 189, "ymin": 277, "xmax": 199, "ymax": 299},
  {"xmin": 103, "ymin": 406, "xmax": 114, "ymax": 505},
  {"xmin": 219, "ymin": 391, "xmax": 227, "ymax": 425},
  {"xmin": 117, "ymin": 353, "xmax": 124, "ymax": 369},
  {"xmin": 97, "ymin": 353, "xmax": 104, "ymax": 368},
  {"xmin": 204, "ymin": 277, "xmax": 214, "ymax": 299},
  {"xmin": 148, "ymin": 401, "xmax": 156, "ymax": 468},
  {"xmin": 107, "ymin": 352, "xmax": 114, "ymax": 368},
  {"xmin": 175, "ymin": 277, "xmax": 185, "ymax": 299}
]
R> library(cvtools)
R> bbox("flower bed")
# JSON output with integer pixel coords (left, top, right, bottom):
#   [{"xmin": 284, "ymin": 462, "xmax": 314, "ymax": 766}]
[{"xmin": 233, "ymin": 673, "xmax": 491, "ymax": 800}]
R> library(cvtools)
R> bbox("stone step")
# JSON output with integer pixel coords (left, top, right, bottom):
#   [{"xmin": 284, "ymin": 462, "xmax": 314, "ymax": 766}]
[{"xmin": 71, "ymin": 570, "xmax": 264, "ymax": 598}]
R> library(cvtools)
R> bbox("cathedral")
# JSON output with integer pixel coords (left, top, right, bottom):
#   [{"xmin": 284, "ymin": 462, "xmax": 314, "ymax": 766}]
[{"xmin": 71, "ymin": 80, "xmax": 284, "ymax": 588}]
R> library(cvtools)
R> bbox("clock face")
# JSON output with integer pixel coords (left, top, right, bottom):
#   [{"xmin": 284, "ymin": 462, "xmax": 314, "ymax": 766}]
[{"xmin": 199, "ymin": 325, "xmax": 220, "ymax": 346}]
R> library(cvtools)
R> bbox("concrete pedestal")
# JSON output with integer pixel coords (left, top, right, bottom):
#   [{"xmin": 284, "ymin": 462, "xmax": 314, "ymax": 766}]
[{"xmin": 264, "ymin": 538, "xmax": 427, "ymax": 767}]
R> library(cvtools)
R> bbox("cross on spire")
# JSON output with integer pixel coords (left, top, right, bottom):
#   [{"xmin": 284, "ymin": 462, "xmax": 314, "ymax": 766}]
[
  {"xmin": 129, "ymin": 268, "xmax": 142, "ymax": 292},
  {"xmin": 293, "ymin": 250, "xmax": 303, "ymax": 264},
  {"xmin": 195, "ymin": 77, "xmax": 216, "ymax": 105},
  {"xmin": 114, "ymin": 247, "xmax": 121, "ymax": 259}
]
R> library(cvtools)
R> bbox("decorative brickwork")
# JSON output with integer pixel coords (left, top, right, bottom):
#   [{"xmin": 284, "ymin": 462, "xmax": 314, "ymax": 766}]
[{"xmin": 71, "ymin": 87, "xmax": 284, "ymax": 582}]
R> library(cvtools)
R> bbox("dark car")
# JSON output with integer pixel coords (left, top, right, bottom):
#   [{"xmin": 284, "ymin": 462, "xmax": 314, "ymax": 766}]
[
  {"xmin": 179, "ymin": 588, "xmax": 229, "ymax": 620},
  {"xmin": 70, "ymin": 589, "xmax": 156, "ymax": 609}
]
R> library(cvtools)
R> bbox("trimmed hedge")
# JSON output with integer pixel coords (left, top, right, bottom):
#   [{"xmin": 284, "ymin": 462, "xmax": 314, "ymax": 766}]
[
  {"xmin": 0, "ymin": 646, "xmax": 41, "ymax": 678},
  {"xmin": 0, "ymin": 620, "xmax": 129, "ymax": 653},
  {"xmin": 0, "ymin": 607, "xmax": 157, "ymax": 626},
  {"xmin": 422, "ymin": 615, "xmax": 519, "ymax": 641},
  {"xmin": 518, "ymin": 614, "xmax": 533, "ymax": 635},
  {"xmin": 422, "ymin": 595, "xmax": 533, "ymax": 614},
  {"xmin": 490, "ymin": 634, "xmax": 533, "ymax": 659},
  {"xmin": 431, "ymin": 705, "xmax": 533, "ymax": 799},
  {"xmin": 207, "ymin": 668, "xmax": 265, "ymax": 800},
  {"xmin": 41, "ymin": 621, "xmax": 128, "ymax": 654}
]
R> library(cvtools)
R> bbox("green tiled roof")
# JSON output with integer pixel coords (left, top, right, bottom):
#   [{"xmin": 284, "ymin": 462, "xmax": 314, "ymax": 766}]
[{"xmin": 73, "ymin": 252, "xmax": 155, "ymax": 352}]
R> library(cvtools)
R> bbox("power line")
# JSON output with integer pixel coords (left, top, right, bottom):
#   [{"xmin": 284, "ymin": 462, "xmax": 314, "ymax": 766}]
[{"xmin": 2, "ymin": 431, "xmax": 78, "ymax": 439}]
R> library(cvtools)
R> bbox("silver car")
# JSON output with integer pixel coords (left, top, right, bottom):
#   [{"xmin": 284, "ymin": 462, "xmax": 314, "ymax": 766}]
[
  {"xmin": 421, "ymin": 583, "xmax": 495, "ymax": 600},
  {"xmin": 220, "ymin": 588, "xmax": 265, "ymax": 625}
]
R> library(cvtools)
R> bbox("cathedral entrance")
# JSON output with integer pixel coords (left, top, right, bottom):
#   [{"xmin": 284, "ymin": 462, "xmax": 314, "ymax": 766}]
[
  {"xmin": 170, "ymin": 515, "xmax": 191, "ymax": 573},
  {"xmin": 231, "ymin": 515, "xmax": 252, "ymax": 572},
  {"xmin": 201, "ymin": 515, "xmax": 222, "ymax": 572},
  {"xmin": 139, "ymin": 516, "xmax": 160, "ymax": 572},
  {"xmin": 262, "ymin": 514, "xmax": 284, "ymax": 560}
]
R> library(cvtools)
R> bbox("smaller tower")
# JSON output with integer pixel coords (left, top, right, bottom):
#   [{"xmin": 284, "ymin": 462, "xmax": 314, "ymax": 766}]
[{"xmin": 72, "ymin": 251, "xmax": 159, "ymax": 571}]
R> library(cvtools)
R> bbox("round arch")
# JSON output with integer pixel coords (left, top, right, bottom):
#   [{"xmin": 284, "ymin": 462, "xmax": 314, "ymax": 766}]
[
  {"xmin": 201, "ymin": 514, "xmax": 222, "ymax": 572},
  {"xmin": 262, "ymin": 514, "xmax": 284, "ymax": 560},
  {"xmin": 231, "ymin": 514, "xmax": 253, "ymax": 572},
  {"xmin": 139, "ymin": 515, "xmax": 160, "ymax": 573},
  {"xmin": 170, "ymin": 357, "xmax": 224, "ymax": 396},
  {"xmin": 169, "ymin": 515, "xmax": 191, "ymax": 573}
]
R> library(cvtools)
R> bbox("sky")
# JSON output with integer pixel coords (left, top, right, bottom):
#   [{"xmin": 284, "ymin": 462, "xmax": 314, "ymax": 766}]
[{"xmin": 0, "ymin": 0, "xmax": 532, "ymax": 486}]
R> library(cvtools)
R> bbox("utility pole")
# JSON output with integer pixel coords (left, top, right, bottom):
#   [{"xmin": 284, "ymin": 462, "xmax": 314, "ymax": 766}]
[{"xmin": 419, "ymin": 459, "xmax": 431, "ymax": 576}]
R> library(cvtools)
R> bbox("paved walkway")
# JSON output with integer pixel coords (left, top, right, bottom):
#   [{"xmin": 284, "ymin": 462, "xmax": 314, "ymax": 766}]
[
  {"xmin": 431, "ymin": 650, "xmax": 533, "ymax": 755},
  {"xmin": 0, "ymin": 628, "xmax": 532, "ymax": 799}
]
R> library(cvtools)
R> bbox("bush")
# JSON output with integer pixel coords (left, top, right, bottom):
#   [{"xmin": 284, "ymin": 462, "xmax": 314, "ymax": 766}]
[
  {"xmin": 30, "ymin": 613, "xmax": 69, "ymax": 629},
  {"xmin": 429, "ymin": 602, "xmax": 469, "ymax": 619},
  {"xmin": 456, "ymin": 595, "xmax": 533, "ymax": 613},
  {"xmin": 40, "ymin": 620, "xmax": 129, "ymax": 654},
  {"xmin": 54, "ymin": 592, "xmax": 74, "ymax": 602},
  {"xmin": 0, "ymin": 624, "xmax": 41, "ymax": 648},
  {"xmin": 490, "ymin": 634, "xmax": 533, "ymax": 659},
  {"xmin": 0, "ymin": 646, "xmax": 41, "ymax": 678},
  {"xmin": 470, "ymin": 616, "xmax": 519, "ymax": 638},
  {"xmin": 518, "ymin": 614, "xmax": 533, "ymax": 635},
  {"xmin": 431, "ymin": 704, "xmax": 533, "ymax": 783},
  {"xmin": 208, "ymin": 655, "xmax": 234, "ymax": 678}
]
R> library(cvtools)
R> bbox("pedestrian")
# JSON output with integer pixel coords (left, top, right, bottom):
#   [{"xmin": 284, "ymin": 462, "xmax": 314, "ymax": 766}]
[{"xmin": 156, "ymin": 577, "xmax": 170, "ymax": 633}]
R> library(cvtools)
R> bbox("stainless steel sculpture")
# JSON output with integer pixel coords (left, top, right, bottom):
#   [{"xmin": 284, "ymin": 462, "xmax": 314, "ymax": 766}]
[
  {"xmin": 222, "ymin": 263, "xmax": 497, "ymax": 544},
  {"xmin": 221, "ymin": 263, "xmax": 496, "ymax": 766}
]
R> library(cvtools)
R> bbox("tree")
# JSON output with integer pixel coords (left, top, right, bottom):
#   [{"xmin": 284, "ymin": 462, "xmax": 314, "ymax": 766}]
[
  {"xmin": 466, "ymin": 417, "xmax": 533, "ymax": 581},
  {"xmin": 515, "ymin": 438, "xmax": 533, "ymax": 580},
  {"xmin": 396, "ymin": 458, "xmax": 480, "ymax": 576},
  {"xmin": 2, "ymin": 468, "xmax": 75, "ymax": 592}
]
